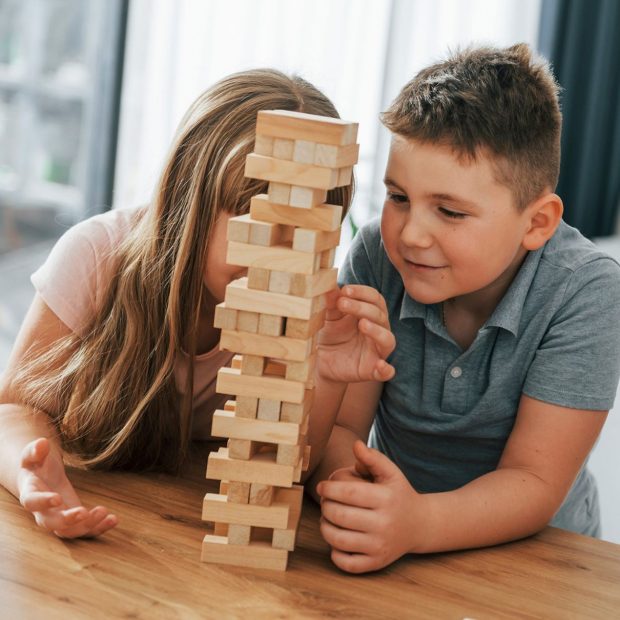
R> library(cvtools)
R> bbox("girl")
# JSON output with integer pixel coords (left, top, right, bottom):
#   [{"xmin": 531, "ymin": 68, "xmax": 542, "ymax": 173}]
[{"xmin": 0, "ymin": 69, "xmax": 395, "ymax": 539}]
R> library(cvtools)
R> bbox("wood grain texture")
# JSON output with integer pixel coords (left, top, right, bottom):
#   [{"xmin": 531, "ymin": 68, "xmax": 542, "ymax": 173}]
[{"xmin": 2, "ymin": 444, "xmax": 619, "ymax": 619}]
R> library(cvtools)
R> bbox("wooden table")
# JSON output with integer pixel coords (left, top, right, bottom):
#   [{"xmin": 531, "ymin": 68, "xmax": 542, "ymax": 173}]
[{"xmin": 1, "ymin": 443, "xmax": 619, "ymax": 619}]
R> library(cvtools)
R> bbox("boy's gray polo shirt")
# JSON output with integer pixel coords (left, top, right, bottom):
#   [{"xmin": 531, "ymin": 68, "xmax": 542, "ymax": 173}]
[{"xmin": 339, "ymin": 218, "xmax": 620, "ymax": 536}]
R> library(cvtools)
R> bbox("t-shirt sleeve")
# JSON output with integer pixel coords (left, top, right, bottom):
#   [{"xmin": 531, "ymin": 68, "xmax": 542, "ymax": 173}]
[
  {"xmin": 338, "ymin": 217, "xmax": 383, "ymax": 290},
  {"xmin": 523, "ymin": 257, "xmax": 620, "ymax": 410},
  {"xmin": 30, "ymin": 219, "xmax": 105, "ymax": 336}
]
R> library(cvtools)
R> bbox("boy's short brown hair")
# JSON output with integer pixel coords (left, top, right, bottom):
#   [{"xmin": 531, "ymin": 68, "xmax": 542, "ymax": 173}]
[{"xmin": 381, "ymin": 43, "xmax": 562, "ymax": 210}]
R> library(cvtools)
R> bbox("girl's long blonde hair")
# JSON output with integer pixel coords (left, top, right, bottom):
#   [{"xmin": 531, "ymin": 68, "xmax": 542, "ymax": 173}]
[{"xmin": 14, "ymin": 69, "xmax": 352, "ymax": 472}]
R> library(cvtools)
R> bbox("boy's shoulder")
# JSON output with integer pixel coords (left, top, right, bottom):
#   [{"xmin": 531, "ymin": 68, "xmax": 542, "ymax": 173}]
[{"xmin": 542, "ymin": 220, "xmax": 620, "ymax": 275}]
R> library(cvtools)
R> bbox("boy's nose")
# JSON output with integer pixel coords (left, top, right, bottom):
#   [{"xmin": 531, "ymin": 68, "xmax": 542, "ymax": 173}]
[{"xmin": 401, "ymin": 211, "xmax": 433, "ymax": 249}]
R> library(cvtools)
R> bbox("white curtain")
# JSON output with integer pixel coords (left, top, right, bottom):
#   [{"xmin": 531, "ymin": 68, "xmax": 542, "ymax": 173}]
[{"xmin": 114, "ymin": 0, "xmax": 541, "ymax": 252}]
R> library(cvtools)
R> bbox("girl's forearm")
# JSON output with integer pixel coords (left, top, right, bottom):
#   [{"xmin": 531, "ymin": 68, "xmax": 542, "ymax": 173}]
[
  {"xmin": 303, "ymin": 376, "xmax": 348, "ymax": 479},
  {"xmin": 0, "ymin": 403, "xmax": 60, "ymax": 497},
  {"xmin": 415, "ymin": 468, "xmax": 561, "ymax": 554}
]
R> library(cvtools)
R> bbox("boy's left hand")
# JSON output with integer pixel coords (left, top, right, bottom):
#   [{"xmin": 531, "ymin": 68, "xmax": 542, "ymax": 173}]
[{"xmin": 317, "ymin": 440, "xmax": 425, "ymax": 573}]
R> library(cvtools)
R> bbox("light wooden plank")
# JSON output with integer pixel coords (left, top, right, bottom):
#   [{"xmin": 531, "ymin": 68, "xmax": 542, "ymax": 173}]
[
  {"xmin": 250, "ymin": 194, "xmax": 342, "ymax": 231},
  {"xmin": 292, "ymin": 140, "xmax": 316, "ymax": 164},
  {"xmin": 219, "ymin": 329, "xmax": 312, "ymax": 362},
  {"xmin": 268, "ymin": 182, "xmax": 290, "ymax": 204},
  {"xmin": 285, "ymin": 309, "xmax": 326, "ymax": 339},
  {"xmin": 314, "ymin": 142, "xmax": 360, "ymax": 167},
  {"xmin": 202, "ymin": 493, "xmax": 289, "ymax": 528},
  {"xmin": 256, "ymin": 110, "xmax": 358, "ymax": 146},
  {"xmin": 212, "ymin": 409, "xmax": 300, "ymax": 444},
  {"xmin": 227, "ymin": 524, "xmax": 251, "ymax": 546},
  {"xmin": 201, "ymin": 534, "xmax": 289, "ymax": 570},
  {"xmin": 227, "ymin": 241, "xmax": 320, "ymax": 275},
  {"xmin": 245, "ymin": 153, "xmax": 339, "ymax": 190},
  {"xmin": 217, "ymin": 366, "xmax": 305, "ymax": 403},
  {"xmin": 292, "ymin": 228, "xmax": 341, "ymax": 253},
  {"xmin": 254, "ymin": 134, "xmax": 274, "ymax": 156},
  {"xmin": 273, "ymin": 138, "xmax": 294, "ymax": 160},
  {"xmin": 214, "ymin": 303, "xmax": 237, "ymax": 330},
  {"xmin": 225, "ymin": 277, "xmax": 321, "ymax": 320},
  {"xmin": 206, "ymin": 447, "xmax": 297, "ymax": 487},
  {"xmin": 247, "ymin": 266, "xmax": 270, "ymax": 291},
  {"xmin": 256, "ymin": 398, "xmax": 281, "ymax": 421},
  {"xmin": 249, "ymin": 483, "xmax": 274, "ymax": 507}
]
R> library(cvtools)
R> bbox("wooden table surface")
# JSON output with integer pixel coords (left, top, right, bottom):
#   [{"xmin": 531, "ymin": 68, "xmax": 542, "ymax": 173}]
[{"xmin": 1, "ymin": 443, "xmax": 619, "ymax": 620}]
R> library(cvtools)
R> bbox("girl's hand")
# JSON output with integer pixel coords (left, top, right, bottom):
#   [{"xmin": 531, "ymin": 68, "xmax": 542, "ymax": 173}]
[
  {"xmin": 17, "ymin": 437, "xmax": 118, "ymax": 538},
  {"xmin": 317, "ymin": 440, "xmax": 424, "ymax": 573},
  {"xmin": 317, "ymin": 285, "xmax": 396, "ymax": 384}
]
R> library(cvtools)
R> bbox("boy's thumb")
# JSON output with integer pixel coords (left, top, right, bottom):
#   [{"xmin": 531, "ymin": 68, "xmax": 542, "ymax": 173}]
[{"xmin": 352, "ymin": 440, "xmax": 398, "ymax": 483}]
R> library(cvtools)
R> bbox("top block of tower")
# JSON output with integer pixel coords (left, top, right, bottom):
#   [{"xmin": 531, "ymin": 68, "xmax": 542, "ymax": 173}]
[{"xmin": 256, "ymin": 110, "xmax": 358, "ymax": 146}]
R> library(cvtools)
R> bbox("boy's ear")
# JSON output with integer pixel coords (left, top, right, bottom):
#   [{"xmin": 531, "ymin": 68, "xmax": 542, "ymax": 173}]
[{"xmin": 522, "ymin": 192, "xmax": 563, "ymax": 251}]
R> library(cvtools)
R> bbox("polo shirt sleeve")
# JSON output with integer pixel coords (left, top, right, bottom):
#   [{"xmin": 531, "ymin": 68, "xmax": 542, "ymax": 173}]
[
  {"xmin": 523, "ymin": 257, "xmax": 620, "ymax": 411},
  {"xmin": 338, "ymin": 218, "xmax": 383, "ymax": 290}
]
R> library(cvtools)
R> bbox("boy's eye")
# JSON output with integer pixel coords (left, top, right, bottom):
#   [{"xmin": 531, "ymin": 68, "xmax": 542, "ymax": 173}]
[
  {"xmin": 438, "ymin": 206, "xmax": 467, "ymax": 219},
  {"xmin": 386, "ymin": 191, "xmax": 409, "ymax": 204}
]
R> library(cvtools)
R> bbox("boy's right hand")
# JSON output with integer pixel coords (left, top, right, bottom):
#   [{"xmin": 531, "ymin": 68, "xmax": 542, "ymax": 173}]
[
  {"xmin": 317, "ymin": 284, "xmax": 396, "ymax": 384},
  {"xmin": 17, "ymin": 437, "xmax": 118, "ymax": 538}
]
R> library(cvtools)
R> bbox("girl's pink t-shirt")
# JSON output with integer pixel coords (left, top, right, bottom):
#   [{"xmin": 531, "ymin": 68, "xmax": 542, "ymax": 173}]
[{"xmin": 30, "ymin": 208, "xmax": 233, "ymax": 439}]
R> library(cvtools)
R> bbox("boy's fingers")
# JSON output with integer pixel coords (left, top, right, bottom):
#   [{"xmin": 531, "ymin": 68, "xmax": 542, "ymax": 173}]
[
  {"xmin": 358, "ymin": 319, "xmax": 396, "ymax": 357},
  {"xmin": 21, "ymin": 491, "xmax": 62, "ymax": 513},
  {"xmin": 321, "ymin": 500, "xmax": 375, "ymax": 533},
  {"xmin": 317, "ymin": 480, "xmax": 381, "ymax": 509},
  {"xmin": 331, "ymin": 548, "xmax": 376, "ymax": 574},
  {"xmin": 373, "ymin": 359, "xmax": 396, "ymax": 381},
  {"xmin": 337, "ymin": 297, "xmax": 387, "ymax": 328},
  {"xmin": 87, "ymin": 514, "xmax": 118, "ymax": 538},
  {"xmin": 320, "ymin": 517, "xmax": 372, "ymax": 554}
]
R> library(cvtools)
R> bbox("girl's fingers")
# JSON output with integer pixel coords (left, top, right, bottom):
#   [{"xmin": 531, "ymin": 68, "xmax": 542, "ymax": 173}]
[
  {"xmin": 21, "ymin": 491, "xmax": 62, "ymax": 513},
  {"xmin": 20, "ymin": 438, "xmax": 50, "ymax": 470}
]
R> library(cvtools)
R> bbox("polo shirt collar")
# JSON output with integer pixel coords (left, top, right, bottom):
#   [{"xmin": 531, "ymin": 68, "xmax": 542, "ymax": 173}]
[{"xmin": 397, "ymin": 246, "xmax": 544, "ymax": 337}]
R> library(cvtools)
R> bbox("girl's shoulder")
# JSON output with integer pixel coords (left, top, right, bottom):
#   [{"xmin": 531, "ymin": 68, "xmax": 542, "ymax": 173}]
[{"xmin": 31, "ymin": 207, "xmax": 146, "ymax": 335}]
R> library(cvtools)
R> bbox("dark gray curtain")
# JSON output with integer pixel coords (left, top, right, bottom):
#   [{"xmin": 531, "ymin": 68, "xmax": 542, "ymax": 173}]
[{"xmin": 538, "ymin": 0, "xmax": 620, "ymax": 238}]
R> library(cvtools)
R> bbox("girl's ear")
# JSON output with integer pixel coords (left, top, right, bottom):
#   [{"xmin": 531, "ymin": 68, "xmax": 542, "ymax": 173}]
[{"xmin": 522, "ymin": 192, "xmax": 564, "ymax": 251}]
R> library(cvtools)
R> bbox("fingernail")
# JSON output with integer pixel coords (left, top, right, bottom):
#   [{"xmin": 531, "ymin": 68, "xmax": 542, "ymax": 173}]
[{"xmin": 50, "ymin": 497, "xmax": 62, "ymax": 507}]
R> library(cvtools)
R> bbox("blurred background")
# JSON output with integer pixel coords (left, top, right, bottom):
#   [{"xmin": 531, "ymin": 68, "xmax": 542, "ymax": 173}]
[{"xmin": 0, "ymin": 0, "xmax": 618, "ymax": 542}]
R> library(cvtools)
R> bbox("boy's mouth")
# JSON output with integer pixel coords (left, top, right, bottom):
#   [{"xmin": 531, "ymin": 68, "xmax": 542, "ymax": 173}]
[{"xmin": 404, "ymin": 258, "xmax": 445, "ymax": 270}]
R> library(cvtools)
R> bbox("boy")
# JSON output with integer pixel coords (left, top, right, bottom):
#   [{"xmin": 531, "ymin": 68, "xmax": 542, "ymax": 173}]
[{"xmin": 311, "ymin": 43, "xmax": 620, "ymax": 573}]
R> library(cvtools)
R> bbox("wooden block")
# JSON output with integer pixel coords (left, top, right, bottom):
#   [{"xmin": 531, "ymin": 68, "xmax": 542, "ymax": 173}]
[
  {"xmin": 264, "ymin": 359, "xmax": 286, "ymax": 377},
  {"xmin": 254, "ymin": 134, "xmax": 274, "ymax": 156},
  {"xmin": 273, "ymin": 138, "xmax": 294, "ymax": 160},
  {"xmin": 227, "ymin": 438, "xmax": 259, "ymax": 460},
  {"xmin": 217, "ymin": 367, "xmax": 305, "ymax": 404},
  {"xmin": 302, "ymin": 445, "xmax": 311, "ymax": 471},
  {"xmin": 249, "ymin": 483, "xmax": 274, "ymax": 507},
  {"xmin": 320, "ymin": 247, "xmax": 336, "ymax": 269},
  {"xmin": 224, "ymin": 399, "xmax": 236, "ymax": 412},
  {"xmin": 227, "ymin": 524, "xmax": 251, "ymax": 546},
  {"xmin": 201, "ymin": 535, "xmax": 288, "ymax": 571},
  {"xmin": 292, "ymin": 228, "xmax": 341, "ymax": 253},
  {"xmin": 280, "ymin": 389, "xmax": 314, "ymax": 423},
  {"xmin": 289, "ymin": 268, "xmax": 338, "ymax": 298},
  {"xmin": 271, "ymin": 486, "xmax": 304, "ymax": 551},
  {"xmin": 268, "ymin": 182, "xmax": 290, "ymax": 205},
  {"xmin": 227, "ymin": 213, "xmax": 252, "ymax": 243},
  {"xmin": 237, "ymin": 309, "xmax": 259, "ymax": 333},
  {"xmin": 289, "ymin": 186, "xmax": 328, "ymax": 209},
  {"xmin": 225, "ymin": 277, "xmax": 321, "ymax": 320},
  {"xmin": 207, "ymin": 447, "xmax": 297, "ymax": 487},
  {"xmin": 250, "ymin": 194, "xmax": 342, "ymax": 231},
  {"xmin": 258, "ymin": 314, "xmax": 284, "ymax": 337},
  {"xmin": 247, "ymin": 266, "xmax": 270, "ymax": 291},
  {"xmin": 277, "ymin": 442, "xmax": 302, "ymax": 466},
  {"xmin": 213, "ymin": 522, "xmax": 228, "ymax": 536},
  {"xmin": 285, "ymin": 309, "xmax": 326, "ymax": 339},
  {"xmin": 256, "ymin": 398, "xmax": 281, "ymax": 421},
  {"xmin": 268, "ymin": 270, "xmax": 293, "ymax": 295},
  {"xmin": 214, "ymin": 303, "xmax": 237, "ymax": 330},
  {"xmin": 227, "ymin": 480, "xmax": 250, "ymax": 504},
  {"xmin": 202, "ymin": 493, "xmax": 289, "ymax": 529},
  {"xmin": 256, "ymin": 110, "xmax": 358, "ymax": 146},
  {"xmin": 337, "ymin": 166, "xmax": 353, "ymax": 186},
  {"xmin": 292, "ymin": 140, "xmax": 316, "ymax": 164},
  {"xmin": 282, "ymin": 353, "xmax": 316, "ymax": 383},
  {"xmin": 235, "ymin": 395, "xmax": 258, "ymax": 419},
  {"xmin": 212, "ymin": 409, "xmax": 300, "ymax": 445},
  {"xmin": 231, "ymin": 355, "xmax": 242, "ymax": 370},
  {"xmin": 240, "ymin": 354, "xmax": 265, "ymax": 376},
  {"xmin": 245, "ymin": 154, "xmax": 339, "ymax": 190},
  {"xmin": 220, "ymin": 329, "xmax": 312, "ymax": 362},
  {"xmin": 314, "ymin": 142, "xmax": 360, "ymax": 168},
  {"xmin": 227, "ymin": 241, "xmax": 320, "ymax": 275}
]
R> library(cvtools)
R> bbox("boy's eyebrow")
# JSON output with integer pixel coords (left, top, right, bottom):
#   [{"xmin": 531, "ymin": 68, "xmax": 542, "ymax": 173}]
[
  {"xmin": 383, "ymin": 178, "xmax": 479, "ymax": 209},
  {"xmin": 429, "ymin": 193, "xmax": 479, "ymax": 208}
]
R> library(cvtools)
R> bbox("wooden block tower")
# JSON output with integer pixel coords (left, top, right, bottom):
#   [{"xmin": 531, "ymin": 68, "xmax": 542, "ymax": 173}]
[{"xmin": 200, "ymin": 110, "xmax": 359, "ymax": 570}]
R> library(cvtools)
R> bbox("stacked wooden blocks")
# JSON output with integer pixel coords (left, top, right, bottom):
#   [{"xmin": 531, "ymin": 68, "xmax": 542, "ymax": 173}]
[{"xmin": 201, "ymin": 110, "xmax": 359, "ymax": 570}]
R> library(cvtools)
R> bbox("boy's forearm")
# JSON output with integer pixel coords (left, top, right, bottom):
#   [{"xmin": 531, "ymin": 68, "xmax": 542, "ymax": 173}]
[
  {"xmin": 306, "ymin": 424, "xmax": 359, "ymax": 500},
  {"xmin": 415, "ymin": 468, "xmax": 560, "ymax": 554},
  {"xmin": 0, "ymin": 403, "xmax": 60, "ymax": 497}
]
